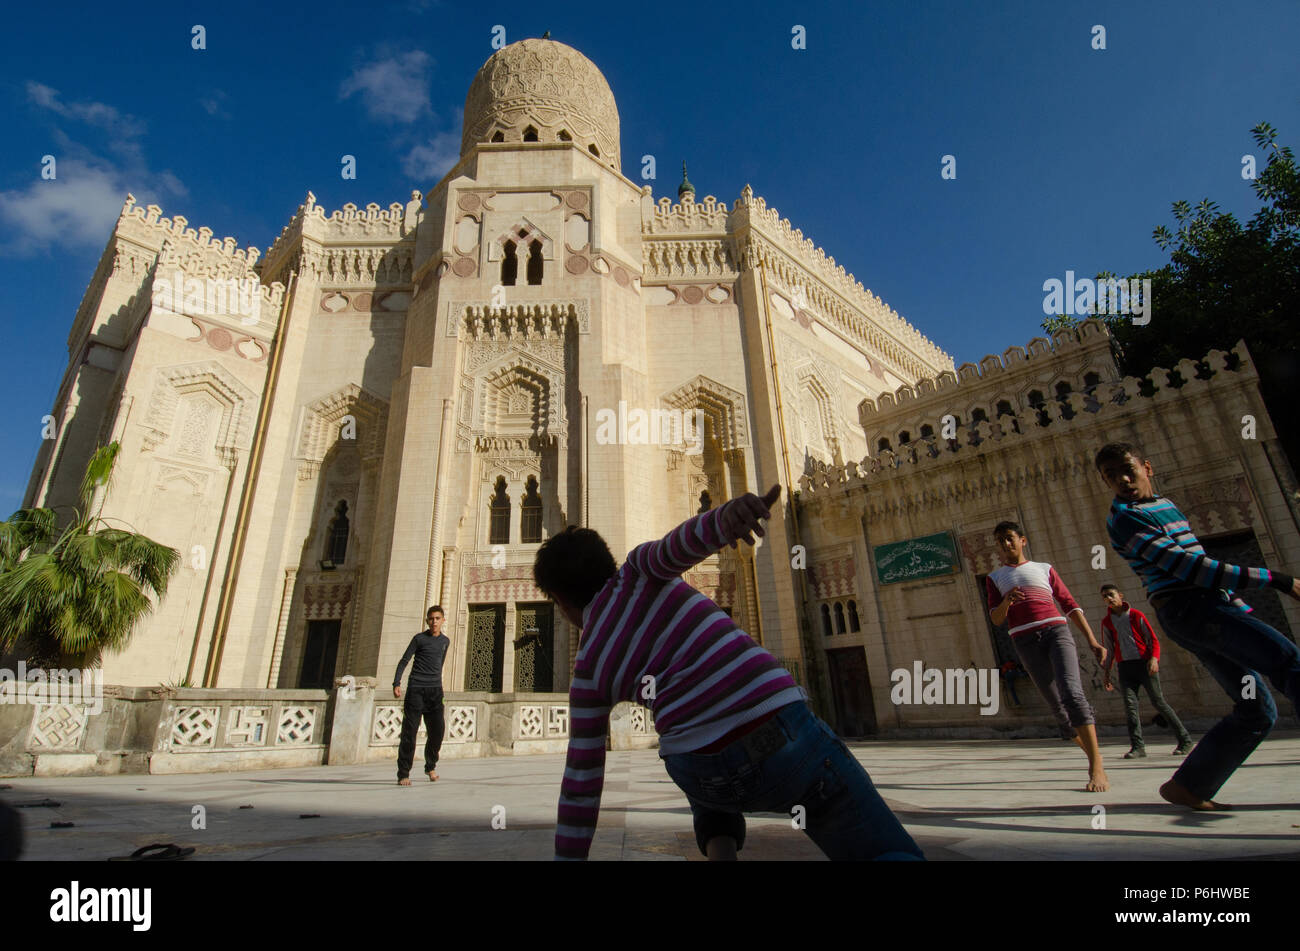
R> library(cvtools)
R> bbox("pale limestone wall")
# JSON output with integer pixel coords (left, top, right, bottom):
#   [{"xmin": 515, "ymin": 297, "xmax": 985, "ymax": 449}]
[
  {"xmin": 33, "ymin": 196, "xmax": 281, "ymax": 687},
  {"xmin": 798, "ymin": 323, "xmax": 1300, "ymax": 734}
]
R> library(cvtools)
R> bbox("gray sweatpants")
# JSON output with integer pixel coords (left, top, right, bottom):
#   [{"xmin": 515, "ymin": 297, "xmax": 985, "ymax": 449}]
[{"xmin": 1013, "ymin": 624, "xmax": 1095, "ymax": 738}]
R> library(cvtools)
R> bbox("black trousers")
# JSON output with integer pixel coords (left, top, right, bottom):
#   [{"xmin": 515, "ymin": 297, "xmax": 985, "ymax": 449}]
[
  {"xmin": 1116, "ymin": 659, "xmax": 1191, "ymax": 749},
  {"xmin": 397, "ymin": 686, "xmax": 445, "ymax": 778}
]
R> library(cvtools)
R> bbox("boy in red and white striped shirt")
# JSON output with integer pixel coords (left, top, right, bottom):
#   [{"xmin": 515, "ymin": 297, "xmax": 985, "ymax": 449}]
[
  {"xmin": 534, "ymin": 484, "xmax": 923, "ymax": 861},
  {"xmin": 986, "ymin": 521, "xmax": 1110, "ymax": 792}
]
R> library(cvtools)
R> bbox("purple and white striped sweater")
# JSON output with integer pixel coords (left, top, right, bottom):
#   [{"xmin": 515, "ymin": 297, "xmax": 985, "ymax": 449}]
[{"xmin": 554, "ymin": 504, "xmax": 805, "ymax": 860}]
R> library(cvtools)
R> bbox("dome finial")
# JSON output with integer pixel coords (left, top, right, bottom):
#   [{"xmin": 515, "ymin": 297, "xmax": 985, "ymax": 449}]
[
  {"xmin": 542, "ymin": 30, "xmax": 551, "ymax": 39},
  {"xmin": 678, "ymin": 161, "xmax": 695, "ymax": 201}
]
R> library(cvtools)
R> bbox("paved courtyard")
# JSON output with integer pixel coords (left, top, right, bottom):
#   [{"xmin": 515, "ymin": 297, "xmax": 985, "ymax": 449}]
[{"xmin": 5, "ymin": 733, "xmax": 1299, "ymax": 861}]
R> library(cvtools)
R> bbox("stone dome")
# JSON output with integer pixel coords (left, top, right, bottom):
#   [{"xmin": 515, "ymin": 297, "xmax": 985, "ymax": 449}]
[{"xmin": 462, "ymin": 38, "xmax": 621, "ymax": 171}]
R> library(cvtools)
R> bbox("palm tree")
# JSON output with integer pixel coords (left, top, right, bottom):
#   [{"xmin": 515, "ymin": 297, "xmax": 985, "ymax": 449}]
[{"xmin": 0, "ymin": 442, "xmax": 179, "ymax": 668}]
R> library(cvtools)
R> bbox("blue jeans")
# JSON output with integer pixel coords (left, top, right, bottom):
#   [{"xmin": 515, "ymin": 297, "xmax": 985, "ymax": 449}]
[
  {"xmin": 1154, "ymin": 591, "xmax": 1300, "ymax": 800},
  {"xmin": 661, "ymin": 702, "xmax": 924, "ymax": 860}
]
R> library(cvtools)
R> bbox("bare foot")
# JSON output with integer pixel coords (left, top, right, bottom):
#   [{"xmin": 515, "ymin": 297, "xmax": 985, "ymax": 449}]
[
  {"xmin": 1086, "ymin": 769, "xmax": 1110, "ymax": 792},
  {"xmin": 427, "ymin": 770, "xmax": 439, "ymax": 782},
  {"xmin": 398, "ymin": 777, "xmax": 411, "ymax": 786},
  {"xmin": 1160, "ymin": 779, "xmax": 1231, "ymax": 811}
]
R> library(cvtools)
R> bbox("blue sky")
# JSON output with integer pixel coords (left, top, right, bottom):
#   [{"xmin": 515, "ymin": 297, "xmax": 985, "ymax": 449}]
[{"xmin": 2, "ymin": 0, "xmax": 1297, "ymax": 516}]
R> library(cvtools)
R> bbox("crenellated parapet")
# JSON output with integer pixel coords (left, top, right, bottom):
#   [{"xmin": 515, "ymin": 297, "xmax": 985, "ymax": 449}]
[
  {"xmin": 858, "ymin": 318, "xmax": 1116, "ymax": 445},
  {"xmin": 117, "ymin": 193, "xmax": 262, "ymax": 278},
  {"xmin": 645, "ymin": 192, "xmax": 730, "ymax": 234},
  {"xmin": 798, "ymin": 338, "xmax": 1262, "ymax": 507},
  {"xmin": 732, "ymin": 185, "xmax": 952, "ymax": 377},
  {"xmin": 67, "ymin": 194, "xmax": 285, "ymax": 354},
  {"xmin": 261, "ymin": 190, "xmax": 421, "ymax": 288}
]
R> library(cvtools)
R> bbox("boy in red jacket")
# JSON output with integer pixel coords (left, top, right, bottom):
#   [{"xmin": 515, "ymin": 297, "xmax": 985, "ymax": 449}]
[{"xmin": 1099, "ymin": 584, "xmax": 1193, "ymax": 759}]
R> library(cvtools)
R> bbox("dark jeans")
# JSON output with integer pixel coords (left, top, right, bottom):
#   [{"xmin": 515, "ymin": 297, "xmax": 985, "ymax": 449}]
[
  {"xmin": 1154, "ymin": 591, "xmax": 1300, "ymax": 800},
  {"xmin": 1116, "ymin": 658, "xmax": 1191, "ymax": 750},
  {"xmin": 397, "ymin": 686, "xmax": 445, "ymax": 779},
  {"xmin": 661, "ymin": 701, "xmax": 923, "ymax": 860}
]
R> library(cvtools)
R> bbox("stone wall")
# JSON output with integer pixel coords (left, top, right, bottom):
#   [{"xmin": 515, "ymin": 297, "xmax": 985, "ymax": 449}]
[{"xmin": 0, "ymin": 677, "xmax": 655, "ymax": 778}]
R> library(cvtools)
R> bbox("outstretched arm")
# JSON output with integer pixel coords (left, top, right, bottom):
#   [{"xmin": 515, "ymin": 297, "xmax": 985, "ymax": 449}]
[
  {"xmin": 626, "ymin": 484, "xmax": 782, "ymax": 582},
  {"xmin": 554, "ymin": 690, "xmax": 611, "ymax": 860},
  {"xmin": 1110, "ymin": 510, "xmax": 1295, "ymax": 595}
]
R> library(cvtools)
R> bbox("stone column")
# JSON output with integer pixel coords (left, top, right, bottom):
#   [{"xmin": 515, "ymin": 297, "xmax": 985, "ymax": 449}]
[{"xmin": 265, "ymin": 569, "xmax": 298, "ymax": 688}]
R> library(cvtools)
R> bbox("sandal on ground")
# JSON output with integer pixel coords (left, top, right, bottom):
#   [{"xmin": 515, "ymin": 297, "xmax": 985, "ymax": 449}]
[{"xmin": 108, "ymin": 843, "xmax": 195, "ymax": 861}]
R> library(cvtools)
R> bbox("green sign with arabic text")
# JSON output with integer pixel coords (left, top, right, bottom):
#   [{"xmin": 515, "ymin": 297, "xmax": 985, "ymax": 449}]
[{"xmin": 873, "ymin": 531, "xmax": 961, "ymax": 585}]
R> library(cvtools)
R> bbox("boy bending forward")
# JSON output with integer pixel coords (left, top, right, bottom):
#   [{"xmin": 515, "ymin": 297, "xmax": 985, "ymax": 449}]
[{"xmin": 535, "ymin": 485, "xmax": 923, "ymax": 861}]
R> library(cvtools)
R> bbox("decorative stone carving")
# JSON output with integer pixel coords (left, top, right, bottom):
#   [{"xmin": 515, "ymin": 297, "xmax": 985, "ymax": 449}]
[
  {"xmin": 447, "ymin": 705, "xmax": 477, "ymax": 741},
  {"xmin": 303, "ymin": 583, "xmax": 354, "ymax": 621},
  {"xmin": 225, "ymin": 706, "xmax": 269, "ymax": 746},
  {"xmin": 141, "ymin": 362, "xmax": 256, "ymax": 463},
  {"xmin": 296, "ymin": 384, "xmax": 388, "ymax": 479},
  {"xmin": 660, "ymin": 375, "xmax": 750, "ymax": 450},
  {"xmin": 276, "ymin": 706, "xmax": 316, "ymax": 745},
  {"xmin": 462, "ymin": 38, "xmax": 621, "ymax": 169},
  {"xmin": 629, "ymin": 704, "xmax": 654, "ymax": 735},
  {"xmin": 519, "ymin": 704, "xmax": 543, "ymax": 738},
  {"xmin": 27, "ymin": 704, "xmax": 88, "ymax": 751},
  {"xmin": 546, "ymin": 705, "xmax": 569, "ymax": 737},
  {"xmin": 372, "ymin": 705, "xmax": 402, "ymax": 744},
  {"xmin": 171, "ymin": 706, "xmax": 219, "ymax": 748}
]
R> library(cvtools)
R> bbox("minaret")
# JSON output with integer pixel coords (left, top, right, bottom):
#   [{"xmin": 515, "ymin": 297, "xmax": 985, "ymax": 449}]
[{"xmin": 677, "ymin": 161, "xmax": 695, "ymax": 202}]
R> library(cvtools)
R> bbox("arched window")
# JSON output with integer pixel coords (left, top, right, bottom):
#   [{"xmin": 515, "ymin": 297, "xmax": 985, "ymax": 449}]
[
  {"xmin": 1055, "ymin": 381, "xmax": 1074, "ymax": 420},
  {"xmin": 698, "ymin": 490, "xmax": 712, "ymax": 513},
  {"xmin": 1082, "ymin": 372, "xmax": 1102, "ymax": 412},
  {"xmin": 820, "ymin": 604, "xmax": 833, "ymax": 637},
  {"xmin": 834, "ymin": 602, "xmax": 846, "ymax": 635},
  {"xmin": 520, "ymin": 475, "xmax": 542, "ymax": 543},
  {"xmin": 898, "ymin": 430, "xmax": 911, "ymax": 445},
  {"xmin": 848, "ymin": 600, "xmax": 860, "ymax": 632},
  {"xmin": 501, "ymin": 241, "xmax": 518, "ymax": 286},
  {"xmin": 1027, "ymin": 390, "xmax": 1049, "ymax": 427},
  {"xmin": 489, "ymin": 476, "xmax": 511, "ymax": 545},
  {"xmin": 522, "ymin": 125, "xmax": 538, "ymax": 142},
  {"xmin": 996, "ymin": 399, "xmax": 1020, "ymax": 433},
  {"xmin": 557, "ymin": 130, "xmax": 571, "ymax": 141},
  {"xmin": 526, "ymin": 239, "xmax": 543, "ymax": 285},
  {"xmin": 491, "ymin": 131, "xmax": 505, "ymax": 143},
  {"xmin": 325, "ymin": 500, "xmax": 349, "ymax": 564},
  {"xmin": 877, "ymin": 438, "xmax": 892, "ymax": 452},
  {"xmin": 946, "ymin": 414, "xmax": 962, "ymax": 449},
  {"xmin": 971, "ymin": 408, "xmax": 988, "ymax": 423},
  {"xmin": 919, "ymin": 424, "xmax": 934, "ymax": 439}
]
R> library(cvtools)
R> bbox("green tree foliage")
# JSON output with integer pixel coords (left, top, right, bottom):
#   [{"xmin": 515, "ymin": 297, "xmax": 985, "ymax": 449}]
[
  {"xmin": 1043, "ymin": 123, "xmax": 1299, "ymax": 459},
  {"xmin": 0, "ymin": 442, "xmax": 179, "ymax": 667}
]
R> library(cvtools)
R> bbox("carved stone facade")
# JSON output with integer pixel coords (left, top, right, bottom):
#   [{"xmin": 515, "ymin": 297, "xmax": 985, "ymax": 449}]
[
  {"xmin": 797, "ymin": 324, "xmax": 1300, "ymax": 736},
  {"xmin": 31, "ymin": 38, "xmax": 966, "ymax": 748}
]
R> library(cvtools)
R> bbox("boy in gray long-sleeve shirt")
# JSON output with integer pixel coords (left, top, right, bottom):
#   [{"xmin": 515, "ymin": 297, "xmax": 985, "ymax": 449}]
[{"xmin": 393, "ymin": 605, "xmax": 450, "ymax": 785}]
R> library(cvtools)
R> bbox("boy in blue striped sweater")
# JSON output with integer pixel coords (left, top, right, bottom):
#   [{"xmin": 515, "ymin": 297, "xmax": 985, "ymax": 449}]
[{"xmin": 1095, "ymin": 443, "xmax": 1300, "ymax": 810}]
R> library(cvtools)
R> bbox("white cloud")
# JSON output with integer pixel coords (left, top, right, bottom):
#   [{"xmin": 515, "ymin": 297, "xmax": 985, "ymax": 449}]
[
  {"xmin": 2, "ymin": 83, "xmax": 188, "ymax": 256},
  {"xmin": 402, "ymin": 129, "xmax": 462, "ymax": 180},
  {"xmin": 340, "ymin": 50, "xmax": 433, "ymax": 123},
  {"xmin": 0, "ymin": 160, "xmax": 132, "ymax": 254},
  {"xmin": 26, "ymin": 81, "xmax": 146, "ymax": 138}
]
